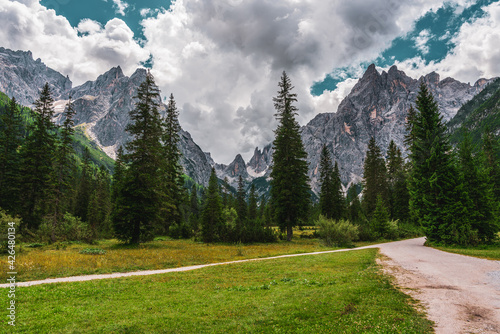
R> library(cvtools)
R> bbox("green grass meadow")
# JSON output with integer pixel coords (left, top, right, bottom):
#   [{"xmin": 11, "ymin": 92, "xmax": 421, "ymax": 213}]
[{"xmin": 2, "ymin": 249, "xmax": 433, "ymax": 333}]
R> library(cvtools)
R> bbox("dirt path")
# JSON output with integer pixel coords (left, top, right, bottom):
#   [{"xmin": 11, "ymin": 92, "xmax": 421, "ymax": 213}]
[
  {"xmin": 377, "ymin": 237, "xmax": 500, "ymax": 334},
  {"xmin": 3, "ymin": 237, "xmax": 500, "ymax": 333}
]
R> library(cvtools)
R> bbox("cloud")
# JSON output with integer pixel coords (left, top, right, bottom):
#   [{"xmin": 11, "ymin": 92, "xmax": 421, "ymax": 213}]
[
  {"xmin": 1, "ymin": 0, "xmax": 494, "ymax": 164},
  {"xmin": 110, "ymin": 0, "xmax": 129, "ymax": 16},
  {"xmin": 414, "ymin": 29, "xmax": 432, "ymax": 54},
  {"xmin": 141, "ymin": 0, "xmax": 465, "ymax": 163},
  {"xmin": 0, "ymin": 0, "xmax": 149, "ymax": 85},
  {"xmin": 389, "ymin": 1, "xmax": 500, "ymax": 84}
]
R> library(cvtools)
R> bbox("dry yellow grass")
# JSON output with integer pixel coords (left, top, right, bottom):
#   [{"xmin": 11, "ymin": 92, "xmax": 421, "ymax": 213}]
[{"xmin": 2, "ymin": 229, "xmax": 340, "ymax": 282}]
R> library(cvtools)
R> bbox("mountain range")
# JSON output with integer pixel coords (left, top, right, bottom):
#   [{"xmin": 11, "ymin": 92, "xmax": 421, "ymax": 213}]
[{"xmin": 0, "ymin": 47, "xmax": 496, "ymax": 194}]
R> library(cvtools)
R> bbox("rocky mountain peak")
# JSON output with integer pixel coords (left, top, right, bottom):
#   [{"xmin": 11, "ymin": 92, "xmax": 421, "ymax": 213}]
[
  {"xmin": 98, "ymin": 66, "xmax": 124, "ymax": 83},
  {"xmin": 423, "ymin": 71, "xmax": 440, "ymax": 87},
  {"xmin": 225, "ymin": 154, "xmax": 248, "ymax": 179},
  {"xmin": 0, "ymin": 47, "xmax": 72, "ymax": 105}
]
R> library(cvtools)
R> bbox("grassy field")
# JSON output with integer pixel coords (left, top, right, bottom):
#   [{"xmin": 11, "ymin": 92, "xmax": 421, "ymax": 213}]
[
  {"xmin": 433, "ymin": 242, "xmax": 500, "ymax": 260},
  {"xmin": 2, "ymin": 248, "xmax": 433, "ymax": 333},
  {"xmin": 1, "ymin": 228, "xmax": 393, "ymax": 282}
]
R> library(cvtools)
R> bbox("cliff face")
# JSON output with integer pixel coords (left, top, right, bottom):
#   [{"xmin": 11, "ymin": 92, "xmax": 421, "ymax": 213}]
[{"xmin": 0, "ymin": 47, "xmax": 72, "ymax": 106}]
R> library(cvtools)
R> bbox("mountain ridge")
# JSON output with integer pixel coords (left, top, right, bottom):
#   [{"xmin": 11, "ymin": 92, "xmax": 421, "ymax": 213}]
[{"xmin": 0, "ymin": 47, "xmax": 494, "ymax": 191}]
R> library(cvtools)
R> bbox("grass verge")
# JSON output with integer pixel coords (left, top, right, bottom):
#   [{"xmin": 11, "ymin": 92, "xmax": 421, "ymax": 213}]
[
  {"xmin": 433, "ymin": 242, "xmax": 500, "ymax": 260},
  {"xmin": 2, "ymin": 249, "xmax": 433, "ymax": 333}
]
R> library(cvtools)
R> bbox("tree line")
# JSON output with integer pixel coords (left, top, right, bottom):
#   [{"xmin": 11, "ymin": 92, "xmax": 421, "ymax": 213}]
[
  {"xmin": 0, "ymin": 72, "xmax": 498, "ymax": 246},
  {"xmin": 314, "ymin": 82, "xmax": 499, "ymax": 246}
]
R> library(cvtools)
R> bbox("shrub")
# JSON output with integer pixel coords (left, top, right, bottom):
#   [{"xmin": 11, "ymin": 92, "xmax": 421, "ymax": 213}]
[
  {"xmin": 385, "ymin": 220, "xmax": 400, "ymax": 240},
  {"xmin": 38, "ymin": 213, "xmax": 94, "ymax": 243},
  {"xmin": 0, "ymin": 209, "xmax": 21, "ymax": 254},
  {"xmin": 316, "ymin": 216, "xmax": 359, "ymax": 247}
]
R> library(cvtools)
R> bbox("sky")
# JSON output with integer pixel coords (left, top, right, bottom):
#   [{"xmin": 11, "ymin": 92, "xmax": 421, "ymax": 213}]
[{"xmin": 1, "ymin": 0, "xmax": 500, "ymax": 164}]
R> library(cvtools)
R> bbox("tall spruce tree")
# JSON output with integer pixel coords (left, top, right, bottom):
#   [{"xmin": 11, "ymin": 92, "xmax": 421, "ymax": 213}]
[
  {"xmin": 482, "ymin": 128, "xmax": 500, "ymax": 200},
  {"xmin": 189, "ymin": 185, "xmax": 200, "ymax": 232},
  {"xmin": 247, "ymin": 184, "xmax": 258, "ymax": 223},
  {"xmin": 112, "ymin": 71, "xmax": 164, "ymax": 243},
  {"xmin": 0, "ymin": 97, "xmax": 23, "ymax": 214},
  {"xmin": 331, "ymin": 161, "xmax": 345, "ymax": 220},
  {"xmin": 270, "ymin": 71, "xmax": 310, "ymax": 241},
  {"xmin": 162, "ymin": 93, "xmax": 184, "ymax": 229},
  {"xmin": 236, "ymin": 175, "xmax": 247, "ymax": 238},
  {"xmin": 458, "ymin": 129, "xmax": 498, "ymax": 242},
  {"xmin": 386, "ymin": 140, "xmax": 409, "ymax": 221},
  {"xmin": 47, "ymin": 98, "xmax": 77, "ymax": 241},
  {"xmin": 201, "ymin": 168, "xmax": 224, "ymax": 242},
  {"xmin": 21, "ymin": 83, "xmax": 57, "ymax": 230},
  {"xmin": 318, "ymin": 144, "xmax": 334, "ymax": 219},
  {"xmin": 408, "ymin": 82, "xmax": 470, "ymax": 244},
  {"xmin": 75, "ymin": 147, "xmax": 92, "ymax": 221},
  {"xmin": 88, "ymin": 166, "xmax": 112, "ymax": 238},
  {"xmin": 362, "ymin": 137, "xmax": 389, "ymax": 217}
]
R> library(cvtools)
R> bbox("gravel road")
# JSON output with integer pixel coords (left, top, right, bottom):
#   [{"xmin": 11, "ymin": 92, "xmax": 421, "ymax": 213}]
[
  {"xmin": 378, "ymin": 237, "xmax": 500, "ymax": 334},
  {"xmin": 3, "ymin": 237, "xmax": 500, "ymax": 333}
]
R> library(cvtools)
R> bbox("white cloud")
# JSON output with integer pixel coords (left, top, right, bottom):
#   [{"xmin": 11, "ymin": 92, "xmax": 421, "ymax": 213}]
[
  {"xmin": 141, "ymin": 0, "xmax": 463, "ymax": 163},
  {"xmin": 140, "ymin": 8, "xmax": 151, "ymax": 17},
  {"xmin": 390, "ymin": 2, "xmax": 500, "ymax": 84},
  {"xmin": 414, "ymin": 29, "xmax": 432, "ymax": 55},
  {"xmin": 1, "ymin": 0, "xmax": 494, "ymax": 164},
  {"xmin": 0, "ymin": 0, "xmax": 149, "ymax": 85},
  {"xmin": 110, "ymin": 0, "xmax": 129, "ymax": 16},
  {"xmin": 77, "ymin": 19, "xmax": 102, "ymax": 35}
]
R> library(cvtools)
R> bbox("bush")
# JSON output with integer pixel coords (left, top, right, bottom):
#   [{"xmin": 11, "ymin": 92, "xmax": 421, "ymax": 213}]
[
  {"xmin": 385, "ymin": 220, "xmax": 400, "ymax": 240},
  {"xmin": 316, "ymin": 216, "xmax": 359, "ymax": 247},
  {"xmin": 38, "ymin": 213, "xmax": 94, "ymax": 243},
  {"xmin": 0, "ymin": 209, "xmax": 21, "ymax": 254}
]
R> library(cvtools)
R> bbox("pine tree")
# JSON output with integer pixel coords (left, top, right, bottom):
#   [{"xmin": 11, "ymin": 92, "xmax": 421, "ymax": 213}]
[
  {"xmin": 236, "ymin": 175, "xmax": 247, "ymax": 238},
  {"xmin": 21, "ymin": 83, "xmax": 57, "ymax": 230},
  {"xmin": 161, "ymin": 93, "xmax": 184, "ymax": 229},
  {"xmin": 47, "ymin": 98, "xmax": 77, "ymax": 241},
  {"xmin": 331, "ymin": 161, "xmax": 345, "ymax": 220},
  {"xmin": 386, "ymin": 140, "xmax": 409, "ymax": 221},
  {"xmin": 201, "ymin": 168, "xmax": 224, "ymax": 242},
  {"xmin": 75, "ymin": 147, "xmax": 92, "ymax": 222},
  {"xmin": 87, "ymin": 166, "xmax": 112, "ymax": 238},
  {"xmin": 247, "ymin": 184, "xmax": 258, "ymax": 223},
  {"xmin": 189, "ymin": 185, "xmax": 200, "ymax": 232},
  {"xmin": 318, "ymin": 144, "xmax": 334, "ymax": 219},
  {"xmin": 482, "ymin": 128, "xmax": 500, "ymax": 200},
  {"xmin": 112, "ymin": 71, "xmax": 164, "ymax": 243},
  {"xmin": 458, "ymin": 128, "xmax": 498, "ymax": 242},
  {"xmin": 270, "ymin": 71, "xmax": 310, "ymax": 241},
  {"xmin": 347, "ymin": 186, "xmax": 363, "ymax": 223},
  {"xmin": 0, "ymin": 97, "xmax": 23, "ymax": 214},
  {"xmin": 372, "ymin": 195, "xmax": 390, "ymax": 238},
  {"xmin": 408, "ymin": 82, "xmax": 470, "ymax": 244},
  {"xmin": 362, "ymin": 137, "xmax": 389, "ymax": 217}
]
